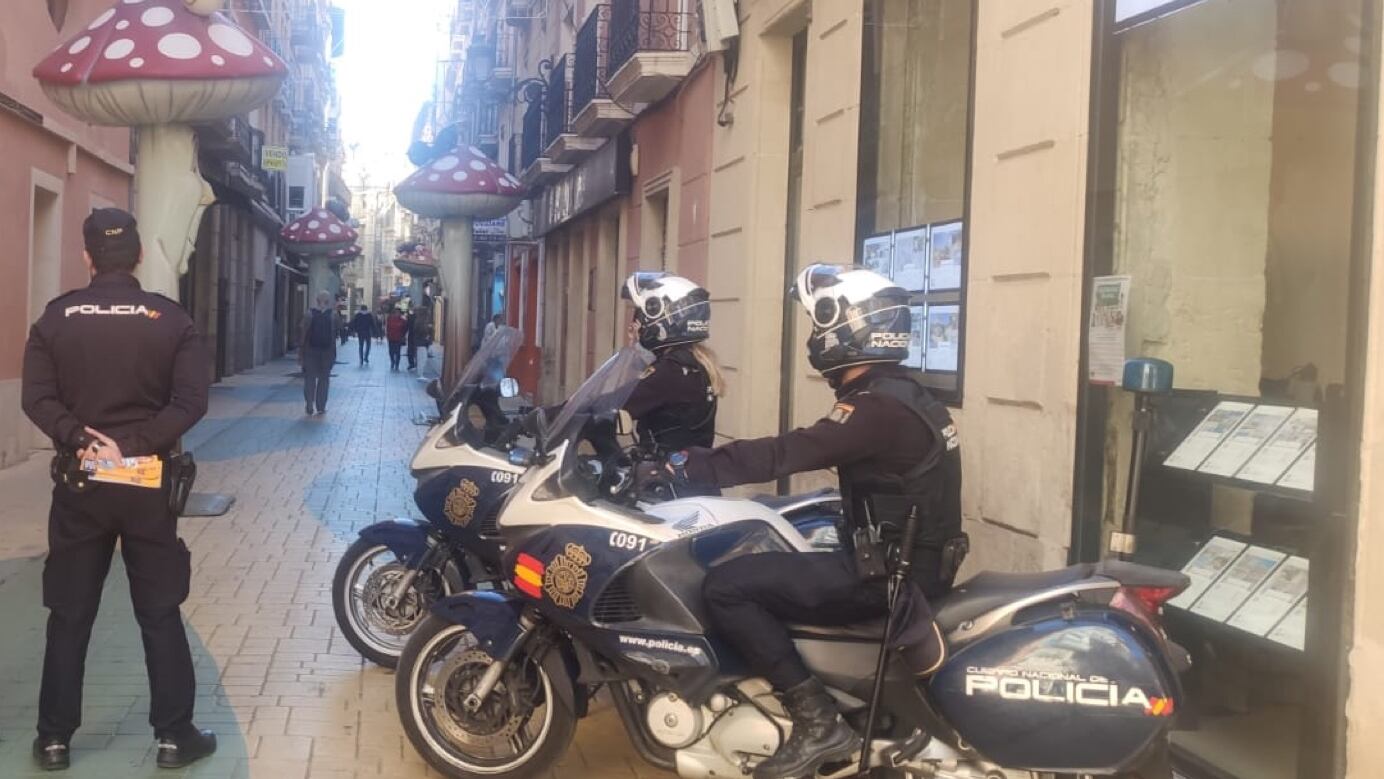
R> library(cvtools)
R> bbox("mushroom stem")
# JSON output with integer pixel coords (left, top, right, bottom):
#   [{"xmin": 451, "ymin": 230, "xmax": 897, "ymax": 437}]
[
  {"xmin": 132, "ymin": 124, "xmax": 214, "ymax": 299},
  {"xmin": 307, "ymin": 256, "xmax": 338, "ymax": 303},
  {"xmin": 440, "ymin": 218, "xmax": 476, "ymax": 388}
]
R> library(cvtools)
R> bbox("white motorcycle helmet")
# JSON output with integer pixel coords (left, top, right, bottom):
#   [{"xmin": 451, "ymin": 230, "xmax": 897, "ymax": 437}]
[
  {"xmin": 791, "ymin": 263, "xmax": 911, "ymax": 375},
  {"xmin": 621, "ymin": 272, "xmax": 712, "ymax": 351}
]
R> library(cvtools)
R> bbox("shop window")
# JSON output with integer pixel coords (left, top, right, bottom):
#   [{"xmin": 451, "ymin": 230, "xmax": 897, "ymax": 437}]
[
  {"xmin": 1078, "ymin": 1, "xmax": 1374, "ymax": 777},
  {"xmin": 289, "ymin": 185, "xmax": 306, "ymax": 210},
  {"xmin": 854, "ymin": 0, "xmax": 975, "ymax": 404}
]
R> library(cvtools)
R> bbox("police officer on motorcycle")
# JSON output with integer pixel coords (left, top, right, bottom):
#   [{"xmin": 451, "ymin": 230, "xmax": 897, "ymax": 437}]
[
  {"xmin": 620, "ymin": 272, "xmax": 723, "ymax": 454},
  {"xmin": 676, "ymin": 264, "xmax": 964, "ymax": 779}
]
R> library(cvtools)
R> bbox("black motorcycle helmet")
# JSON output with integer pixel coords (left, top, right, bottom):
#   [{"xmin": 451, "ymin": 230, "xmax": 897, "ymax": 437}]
[
  {"xmin": 621, "ymin": 272, "xmax": 711, "ymax": 351},
  {"xmin": 791, "ymin": 263, "xmax": 911, "ymax": 375}
]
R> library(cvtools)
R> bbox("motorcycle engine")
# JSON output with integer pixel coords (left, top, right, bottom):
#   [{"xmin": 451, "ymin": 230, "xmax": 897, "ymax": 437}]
[{"xmin": 645, "ymin": 691, "xmax": 704, "ymax": 749}]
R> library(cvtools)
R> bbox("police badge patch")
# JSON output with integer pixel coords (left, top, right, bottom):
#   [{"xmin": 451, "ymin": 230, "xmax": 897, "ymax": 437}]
[
  {"xmin": 827, "ymin": 403, "xmax": 855, "ymax": 424},
  {"xmin": 543, "ymin": 543, "xmax": 592, "ymax": 608},
  {"xmin": 444, "ymin": 480, "xmax": 481, "ymax": 527}
]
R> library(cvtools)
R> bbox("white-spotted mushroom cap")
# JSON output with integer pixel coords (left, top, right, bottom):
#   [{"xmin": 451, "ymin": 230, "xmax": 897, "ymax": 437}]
[
  {"xmin": 394, "ymin": 146, "xmax": 524, "ymax": 220},
  {"xmin": 32, "ymin": 0, "xmax": 287, "ymax": 126},
  {"xmin": 394, "ymin": 252, "xmax": 439, "ymax": 278},
  {"xmin": 280, "ymin": 209, "xmax": 358, "ymax": 255},
  {"xmin": 327, "ymin": 244, "xmax": 362, "ymax": 266}
]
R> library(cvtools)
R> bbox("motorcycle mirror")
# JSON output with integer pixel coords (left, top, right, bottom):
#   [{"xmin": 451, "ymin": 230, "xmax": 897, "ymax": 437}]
[
  {"xmin": 499, "ymin": 377, "xmax": 520, "ymax": 399},
  {"xmin": 508, "ymin": 447, "xmax": 535, "ymax": 467},
  {"xmin": 425, "ymin": 379, "xmax": 442, "ymax": 400},
  {"xmin": 615, "ymin": 409, "xmax": 634, "ymax": 437}
]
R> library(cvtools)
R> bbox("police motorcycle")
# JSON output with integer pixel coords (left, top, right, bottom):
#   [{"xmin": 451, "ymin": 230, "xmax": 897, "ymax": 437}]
[
  {"xmin": 395, "ymin": 346, "xmax": 1193, "ymax": 779},
  {"xmin": 333, "ymin": 332, "xmax": 842, "ymax": 668}
]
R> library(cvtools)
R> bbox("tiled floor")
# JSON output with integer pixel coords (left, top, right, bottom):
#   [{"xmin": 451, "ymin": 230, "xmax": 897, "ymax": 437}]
[{"xmin": 0, "ymin": 348, "xmax": 670, "ymax": 779}]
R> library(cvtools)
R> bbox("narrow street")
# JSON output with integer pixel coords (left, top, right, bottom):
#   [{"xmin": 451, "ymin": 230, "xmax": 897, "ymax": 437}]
[{"xmin": 0, "ymin": 350, "xmax": 665, "ymax": 779}]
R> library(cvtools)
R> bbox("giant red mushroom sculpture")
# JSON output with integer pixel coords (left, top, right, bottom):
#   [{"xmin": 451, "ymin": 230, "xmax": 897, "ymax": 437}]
[
  {"xmin": 394, "ymin": 146, "xmax": 523, "ymax": 385},
  {"xmin": 33, "ymin": 0, "xmax": 287, "ymax": 299},
  {"xmin": 280, "ymin": 209, "xmax": 358, "ymax": 299},
  {"xmin": 394, "ymin": 247, "xmax": 439, "ymax": 307}
]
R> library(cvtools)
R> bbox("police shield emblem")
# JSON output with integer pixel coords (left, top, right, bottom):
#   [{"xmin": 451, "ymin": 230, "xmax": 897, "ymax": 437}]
[{"xmin": 543, "ymin": 543, "xmax": 592, "ymax": 609}]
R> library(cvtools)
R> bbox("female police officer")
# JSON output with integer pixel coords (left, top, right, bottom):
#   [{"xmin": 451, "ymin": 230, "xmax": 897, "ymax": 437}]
[
  {"xmin": 675, "ymin": 264, "xmax": 962, "ymax": 779},
  {"xmin": 619, "ymin": 272, "xmax": 724, "ymax": 454}
]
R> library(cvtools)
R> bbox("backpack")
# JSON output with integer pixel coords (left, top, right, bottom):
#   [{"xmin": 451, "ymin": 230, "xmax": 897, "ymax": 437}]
[{"xmin": 307, "ymin": 309, "xmax": 334, "ymax": 349}]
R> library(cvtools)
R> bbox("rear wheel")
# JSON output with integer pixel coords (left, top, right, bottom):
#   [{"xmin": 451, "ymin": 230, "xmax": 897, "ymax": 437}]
[
  {"xmin": 332, "ymin": 538, "xmax": 448, "ymax": 668},
  {"xmin": 396, "ymin": 615, "xmax": 576, "ymax": 779}
]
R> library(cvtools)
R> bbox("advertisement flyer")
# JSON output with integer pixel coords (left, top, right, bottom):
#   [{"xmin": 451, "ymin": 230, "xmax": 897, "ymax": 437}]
[
  {"xmin": 923, "ymin": 305, "xmax": 960, "ymax": 373},
  {"xmin": 1198, "ymin": 404, "xmax": 1294, "ymax": 478},
  {"xmin": 1227, "ymin": 555, "xmax": 1309, "ymax": 637},
  {"xmin": 1191, "ymin": 545, "xmax": 1287, "ymax": 623},
  {"xmin": 892, "ymin": 226, "xmax": 929, "ymax": 292},
  {"xmin": 927, "ymin": 221, "xmax": 963, "ymax": 292},
  {"xmin": 905, "ymin": 305, "xmax": 926, "ymax": 369},
  {"xmin": 1164, "ymin": 401, "xmax": 1255, "ymax": 471},
  {"xmin": 1236, "ymin": 408, "xmax": 1317, "ymax": 485},
  {"xmin": 1267, "ymin": 596, "xmax": 1307, "ymax": 650},
  {"xmin": 1087, "ymin": 275, "xmax": 1130, "ymax": 384},
  {"xmin": 862, "ymin": 233, "xmax": 894, "ymax": 277},
  {"xmin": 1167, "ymin": 536, "xmax": 1248, "ymax": 610},
  {"xmin": 1277, "ymin": 443, "xmax": 1316, "ymax": 493}
]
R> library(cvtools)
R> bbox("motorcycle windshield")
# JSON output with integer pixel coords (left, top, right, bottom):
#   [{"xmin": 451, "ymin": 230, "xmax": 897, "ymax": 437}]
[
  {"xmin": 443, "ymin": 326, "xmax": 522, "ymax": 407},
  {"xmin": 546, "ymin": 346, "xmax": 653, "ymax": 447}
]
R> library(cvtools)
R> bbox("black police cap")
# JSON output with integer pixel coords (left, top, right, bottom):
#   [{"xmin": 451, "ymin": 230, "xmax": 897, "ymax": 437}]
[{"xmin": 82, "ymin": 208, "xmax": 141, "ymax": 263}]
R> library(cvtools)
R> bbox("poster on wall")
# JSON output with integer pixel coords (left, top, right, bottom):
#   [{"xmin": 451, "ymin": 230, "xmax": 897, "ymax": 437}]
[
  {"xmin": 1190, "ymin": 545, "xmax": 1287, "ymax": 622},
  {"xmin": 923, "ymin": 305, "xmax": 961, "ymax": 373},
  {"xmin": 1167, "ymin": 535, "xmax": 1248, "ymax": 610},
  {"xmin": 927, "ymin": 221, "xmax": 964, "ymax": 292},
  {"xmin": 1236, "ymin": 408, "xmax": 1317, "ymax": 485},
  {"xmin": 905, "ymin": 305, "xmax": 926, "ymax": 369},
  {"xmin": 1198, "ymin": 404, "xmax": 1294, "ymax": 478},
  {"xmin": 862, "ymin": 233, "xmax": 894, "ymax": 277},
  {"xmin": 1227, "ymin": 555, "xmax": 1309, "ymax": 637},
  {"xmin": 892, "ymin": 226, "xmax": 929, "ymax": 291},
  {"xmin": 1087, "ymin": 275, "xmax": 1130, "ymax": 384},
  {"xmin": 1163, "ymin": 401, "xmax": 1255, "ymax": 471}
]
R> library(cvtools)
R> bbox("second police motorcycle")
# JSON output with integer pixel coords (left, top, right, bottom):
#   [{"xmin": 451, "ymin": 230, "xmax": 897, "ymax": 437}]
[
  {"xmin": 394, "ymin": 346, "xmax": 1193, "ymax": 779},
  {"xmin": 332, "ymin": 327, "xmax": 842, "ymax": 667}
]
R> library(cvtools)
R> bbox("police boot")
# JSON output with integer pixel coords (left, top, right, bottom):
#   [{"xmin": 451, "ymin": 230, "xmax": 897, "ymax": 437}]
[
  {"xmin": 753, "ymin": 678, "xmax": 860, "ymax": 779},
  {"xmin": 156, "ymin": 727, "xmax": 216, "ymax": 769}
]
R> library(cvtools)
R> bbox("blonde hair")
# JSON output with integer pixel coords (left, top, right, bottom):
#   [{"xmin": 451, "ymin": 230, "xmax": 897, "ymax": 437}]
[{"xmin": 690, "ymin": 343, "xmax": 726, "ymax": 398}]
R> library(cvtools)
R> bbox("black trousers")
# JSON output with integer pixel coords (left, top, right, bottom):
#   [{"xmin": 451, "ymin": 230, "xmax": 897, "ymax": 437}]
[
  {"xmin": 302, "ymin": 347, "xmax": 333, "ymax": 411},
  {"xmin": 357, "ymin": 333, "xmax": 371, "ymax": 363},
  {"xmin": 40, "ymin": 482, "xmax": 195, "ymax": 740},
  {"xmin": 703, "ymin": 549, "xmax": 945, "ymax": 691},
  {"xmin": 406, "ymin": 343, "xmax": 418, "ymax": 370},
  {"xmin": 388, "ymin": 341, "xmax": 404, "ymax": 369}
]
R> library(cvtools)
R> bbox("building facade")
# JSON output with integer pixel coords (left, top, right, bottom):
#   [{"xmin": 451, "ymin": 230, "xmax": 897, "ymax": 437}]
[
  {"xmin": 443, "ymin": 0, "xmax": 1384, "ymax": 776},
  {"xmin": 0, "ymin": 0, "xmax": 135, "ymax": 469}
]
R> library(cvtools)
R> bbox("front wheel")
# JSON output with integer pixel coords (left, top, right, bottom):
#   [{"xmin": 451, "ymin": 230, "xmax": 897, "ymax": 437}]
[
  {"xmin": 396, "ymin": 615, "xmax": 576, "ymax": 779},
  {"xmin": 332, "ymin": 538, "xmax": 448, "ymax": 668}
]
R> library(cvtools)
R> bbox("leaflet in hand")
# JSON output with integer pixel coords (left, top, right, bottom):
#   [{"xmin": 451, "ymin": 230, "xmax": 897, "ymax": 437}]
[{"xmin": 82, "ymin": 456, "xmax": 164, "ymax": 489}]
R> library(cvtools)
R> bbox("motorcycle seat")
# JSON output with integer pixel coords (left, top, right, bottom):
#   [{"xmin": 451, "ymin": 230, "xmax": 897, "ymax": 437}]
[{"xmin": 751, "ymin": 488, "xmax": 839, "ymax": 512}]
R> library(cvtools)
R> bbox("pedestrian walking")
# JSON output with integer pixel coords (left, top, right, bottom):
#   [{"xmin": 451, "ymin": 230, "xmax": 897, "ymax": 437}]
[
  {"xmin": 372, "ymin": 309, "xmax": 385, "ymax": 343},
  {"xmin": 405, "ymin": 309, "xmax": 420, "ymax": 372},
  {"xmin": 385, "ymin": 307, "xmax": 408, "ymax": 371},
  {"xmin": 337, "ymin": 304, "xmax": 351, "ymax": 347},
  {"xmin": 351, "ymin": 305, "xmax": 374, "ymax": 365},
  {"xmin": 300, "ymin": 290, "xmax": 337, "ymax": 415},
  {"xmin": 21, "ymin": 208, "xmax": 217, "ymax": 770}
]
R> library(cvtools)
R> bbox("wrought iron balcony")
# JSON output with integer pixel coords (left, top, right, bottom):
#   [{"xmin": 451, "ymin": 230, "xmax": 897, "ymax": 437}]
[
  {"xmin": 542, "ymin": 54, "xmax": 571, "ymax": 151},
  {"xmin": 608, "ymin": 0, "xmax": 693, "ymax": 74},
  {"xmin": 573, "ymin": 5, "xmax": 634, "ymax": 137},
  {"xmin": 521, "ymin": 100, "xmax": 545, "ymax": 172}
]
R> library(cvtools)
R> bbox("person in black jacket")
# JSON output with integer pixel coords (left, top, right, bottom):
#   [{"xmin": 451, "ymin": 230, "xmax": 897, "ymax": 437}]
[
  {"xmin": 21, "ymin": 209, "xmax": 217, "ymax": 770},
  {"xmin": 676, "ymin": 265, "xmax": 963, "ymax": 779},
  {"xmin": 620, "ymin": 272, "xmax": 723, "ymax": 455},
  {"xmin": 350, "ymin": 305, "xmax": 374, "ymax": 365}
]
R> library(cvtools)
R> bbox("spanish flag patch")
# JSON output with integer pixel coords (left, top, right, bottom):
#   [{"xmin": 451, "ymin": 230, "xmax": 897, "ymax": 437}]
[
  {"xmin": 514, "ymin": 553, "xmax": 545, "ymax": 599},
  {"xmin": 827, "ymin": 403, "xmax": 855, "ymax": 424}
]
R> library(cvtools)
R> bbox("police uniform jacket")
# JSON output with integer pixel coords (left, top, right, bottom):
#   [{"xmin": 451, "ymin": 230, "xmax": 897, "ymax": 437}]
[
  {"xmin": 21, "ymin": 273, "xmax": 210, "ymax": 457},
  {"xmin": 624, "ymin": 345, "xmax": 717, "ymax": 453}
]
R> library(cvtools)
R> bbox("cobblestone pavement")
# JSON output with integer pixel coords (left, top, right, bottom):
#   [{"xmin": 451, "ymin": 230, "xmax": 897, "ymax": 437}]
[{"xmin": 0, "ymin": 347, "xmax": 671, "ymax": 779}]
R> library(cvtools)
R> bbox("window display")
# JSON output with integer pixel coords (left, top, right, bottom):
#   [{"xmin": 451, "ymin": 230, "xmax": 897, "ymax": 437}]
[{"xmin": 1078, "ymin": 0, "xmax": 1373, "ymax": 776}]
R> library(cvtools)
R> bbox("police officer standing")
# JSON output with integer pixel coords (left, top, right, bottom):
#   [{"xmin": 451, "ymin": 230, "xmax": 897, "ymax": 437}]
[
  {"xmin": 21, "ymin": 209, "xmax": 217, "ymax": 771},
  {"xmin": 675, "ymin": 264, "xmax": 964, "ymax": 779}
]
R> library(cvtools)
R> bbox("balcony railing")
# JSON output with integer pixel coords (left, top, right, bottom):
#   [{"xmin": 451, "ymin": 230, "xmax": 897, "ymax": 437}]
[
  {"xmin": 543, "ymin": 54, "xmax": 571, "ymax": 149},
  {"xmin": 573, "ymin": 5, "xmax": 610, "ymax": 116},
  {"xmin": 608, "ymin": 0, "xmax": 693, "ymax": 77},
  {"xmin": 521, "ymin": 100, "xmax": 544, "ymax": 170}
]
